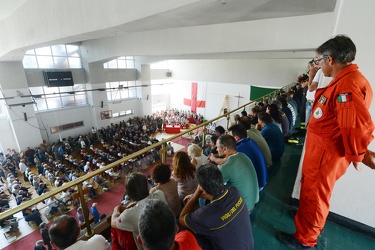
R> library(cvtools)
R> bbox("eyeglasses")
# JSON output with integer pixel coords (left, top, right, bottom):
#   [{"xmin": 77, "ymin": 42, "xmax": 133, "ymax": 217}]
[{"xmin": 313, "ymin": 55, "xmax": 328, "ymax": 64}]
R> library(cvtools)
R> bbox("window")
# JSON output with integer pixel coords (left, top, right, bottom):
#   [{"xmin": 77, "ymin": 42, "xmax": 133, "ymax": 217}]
[
  {"xmin": 30, "ymin": 84, "xmax": 88, "ymax": 112},
  {"xmin": 106, "ymin": 81, "xmax": 137, "ymax": 101},
  {"xmin": 22, "ymin": 45, "xmax": 82, "ymax": 69},
  {"xmin": 112, "ymin": 109, "xmax": 133, "ymax": 118},
  {"xmin": 50, "ymin": 121, "xmax": 84, "ymax": 133},
  {"xmin": 103, "ymin": 56, "xmax": 135, "ymax": 69}
]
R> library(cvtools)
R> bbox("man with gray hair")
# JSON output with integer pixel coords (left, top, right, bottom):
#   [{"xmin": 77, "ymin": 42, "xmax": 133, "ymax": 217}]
[
  {"xmin": 278, "ymin": 35, "xmax": 375, "ymax": 249},
  {"xmin": 138, "ymin": 199, "xmax": 201, "ymax": 250}
]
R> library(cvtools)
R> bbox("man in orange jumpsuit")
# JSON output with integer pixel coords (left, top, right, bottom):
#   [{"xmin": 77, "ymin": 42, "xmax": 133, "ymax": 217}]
[{"xmin": 278, "ymin": 35, "xmax": 374, "ymax": 249}]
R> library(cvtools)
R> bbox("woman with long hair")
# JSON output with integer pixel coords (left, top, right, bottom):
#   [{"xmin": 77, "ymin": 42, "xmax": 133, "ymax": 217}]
[
  {"xmin": 172, "ymin": 151, "xmax": 198, "ymax": 201},
  {"xmin": 150, "ymin": 163, "xmax": 181, "ymax": 217}
]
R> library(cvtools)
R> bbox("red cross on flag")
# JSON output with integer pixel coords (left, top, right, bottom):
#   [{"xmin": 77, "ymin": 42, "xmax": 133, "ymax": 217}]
[{"xmin": 183, "ymin": 82, "xmax": 206, "ymax": 113}]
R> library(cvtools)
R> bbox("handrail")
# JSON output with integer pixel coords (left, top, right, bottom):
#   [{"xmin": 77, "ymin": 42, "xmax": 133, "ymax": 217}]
[{"xmin": 0, "ymin": 83, "xmax": 293, "ymax": 231}]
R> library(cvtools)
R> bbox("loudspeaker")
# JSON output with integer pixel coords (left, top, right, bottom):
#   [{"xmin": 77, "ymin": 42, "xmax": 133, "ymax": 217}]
[
  {"xmin": 23, "ymin": 112, "xmax": 27, "ymax": 121},
  {"xmin": 101, "ymin": 101, "xmax": 103, "ymax": 108}
]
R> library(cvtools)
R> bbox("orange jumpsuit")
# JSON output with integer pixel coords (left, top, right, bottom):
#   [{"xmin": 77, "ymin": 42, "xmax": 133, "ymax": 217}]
[{"xmin": 294, "ymin": 64, "xmax": 374, "ymax": 246}]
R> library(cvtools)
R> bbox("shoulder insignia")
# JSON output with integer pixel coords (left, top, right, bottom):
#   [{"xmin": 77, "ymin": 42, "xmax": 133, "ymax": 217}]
[
  {"xmin": 318, "ymin": 95, "xmax": 327, "ymax": 105},
  {"xmin": 338, "ymin": 92, "xmax": 352, "ymax": 103}
]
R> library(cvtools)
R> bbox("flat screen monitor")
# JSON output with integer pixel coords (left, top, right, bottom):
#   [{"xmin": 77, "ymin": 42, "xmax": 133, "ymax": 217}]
[{"xmin": 44, "ymin": 71, "xmax": 74, "ymax": 87}]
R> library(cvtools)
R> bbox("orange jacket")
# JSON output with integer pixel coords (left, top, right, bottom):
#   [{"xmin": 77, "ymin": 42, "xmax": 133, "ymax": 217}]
[{"xmin": 308, "ymin": 64, "xmax": 374, "ymax": 162}]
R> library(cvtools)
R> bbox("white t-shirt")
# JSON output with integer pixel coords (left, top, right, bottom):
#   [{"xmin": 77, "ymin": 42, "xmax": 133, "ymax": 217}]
[
  {"xmin": 116, "ymin": 190, "xmax": 167, "ymax": 249},
  {"xmin": 307, "ymin": 69, "xmax": 332, "ymax": 100},
  {"xmin": 65, "ymin": 234, "xmax": 111, "ymax": 250}
]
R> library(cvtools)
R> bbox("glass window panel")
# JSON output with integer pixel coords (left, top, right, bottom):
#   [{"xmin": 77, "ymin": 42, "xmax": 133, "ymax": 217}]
[
  {"xmin": 53, "ymin": 57, "xmax": 69, "ymax": 68},
  {"xmin": 51, "ymin": 45, "xmax": 67, "ymax": 56},
  {"xmin": 107, "ymin": 92, "xmax": 112, "ymax": 101},
  {"xmin": 117, "ymin": 59, "xmax": 126, "ymax": 68},
  {"xmin": 68, "ymin": 57, "xmax": 82, "ymax": 68},
  {"xmin": 37, "ymin": 56, "xmax": 54, "ymax": 68},
  {"xmin": 46, "ymin": 97, "xmax": 62, "ymax": 109},
  {"xmin": 103, "ymin": 63, "xmax": 108, "ymax": 69},
  {"xmin": 112, "ymin": 112, "xmax": 119, "ymax": 117},
  {"xmin": 125, "ymin": 56, "xmax": 134, "ymax": 60},
  {"xmin": 61, "ymin": 96, "xmax": 75, "ymax": 107},
  {"xmin": 120, "ymin": 111, "xmax": 126, "ymax": 116},
  {"xmin": 126, "ymin": 60, "xmax": 135, "ymax": 68},
  {"xmin": 105, "ymin": 82, "xmax": 112, "ymax": 88},
  {"xmin": 35, "ymin": 47, "xmax": 52, "ymax": 56},
  {"xmin": 118, "ymin": 56, "xmax": 126, "ymax": 60},
  {"xmin": 74, "ymin": 94, "xmax": 87, "ymax": 105},
  {"xmin": 125, "ymin": 110, "xmax": 133, "ymax": 115},
  {"xmin": 34, "ymin": 99, "xmax": 47, "ymax": 111},
  {"xmin": 59, "ymin": 86, "xmax": 73, "ymax": 93},
  {"xmin": 66, "ymin": 45, "xmax": 80, "ymax": 57},
  {"xmin": 128, "ymin": 81, "xmax": 136, "ymax": 87},
  {"xmin": 107, "ymin": 60, "xmax": 117, "ymax": 68},
  {"xmin": 120, "ymin": 89, "xmax": 129, "ymax": 99},
  {"xmin": 112, "ymin": 91, "xmax": 121, "ymax": 100},
  {"xmin": 44, "ymin": 87, "xmax": 58, "ymax": 94},
  {"xmin": 25, "ymin": 49, "xmax": 35, "ymax": 55},
  {"xmin": 73, "ymin": 84, "xmax": 85, "ymax": 92},
  {"xmin": 22, "ymin": 55, "xmax": 38, "ymax": 68},
  {"xmin": 128, "ymin": 88, "xmax": 137, "ymax": 98},
  {"xmin": 29, "ymin": 87, "xmax": 44, "ymax": 95},
  {"xmin": 112, "ymin": 82, "xmax": 120, "ymax": 88}
]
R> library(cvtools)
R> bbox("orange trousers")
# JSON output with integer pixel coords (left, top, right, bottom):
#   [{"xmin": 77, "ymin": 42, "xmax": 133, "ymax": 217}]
[{"xmin": 293, "ymin": 133, "xmax": 350, "ymax": 246}]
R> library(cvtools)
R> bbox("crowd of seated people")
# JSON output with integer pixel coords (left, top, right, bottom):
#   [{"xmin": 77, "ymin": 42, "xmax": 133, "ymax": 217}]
[
  {"xmin": 0, "ymin": 114, "xmax": 188, "ymax": 227},
  {"xmin": 152, "ymin": 109, "xmax": 204, "ymax": 129}
]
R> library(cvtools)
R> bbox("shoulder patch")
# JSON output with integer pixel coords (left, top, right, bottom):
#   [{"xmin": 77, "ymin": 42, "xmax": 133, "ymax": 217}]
[
  {"xmin": 338, "ymin": 92, "xmax": 352, "ymax": 103},
  {"xmin": 313, "ymin": 107, "xmax": 323, "ymax": 119},
  {"xmin": 318, "ymin": 95, "xmax": 327, "ymax": 105}
]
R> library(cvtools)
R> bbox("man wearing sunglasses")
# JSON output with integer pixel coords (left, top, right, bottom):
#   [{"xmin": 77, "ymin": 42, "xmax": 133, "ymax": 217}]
[{"xmin": 278, "ymin": 35, "xmax": 374, "ymax": 249}]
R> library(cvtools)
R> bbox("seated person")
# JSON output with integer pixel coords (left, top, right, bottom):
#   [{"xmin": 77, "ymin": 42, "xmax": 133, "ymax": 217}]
[
  {"xmin": 22, "ymin": 204, "xmax": 43, "ymax": 226},
  {"xmin": 76, "ymin": 207, "xmax": 84, "ymax": 225},
  {"xmin": 179, "ymin": 164, "xmax": 254, "ymax": 250},
  {"xmin": 150, "ymin": 164, "xmax": 181, "ymax": 218},
  {"xmin": 138, "ymin": 199, "xmax": 201, "ymax": 250},
  {"xmin": 111, "ymin": 172, "xmax": 167, "ymax": 249},
  {"xmin": 46, "ymin": 195, "xmax": 66, "ymax": 214},
  {"xmin": 187, "ymin": 144, "xmax": 208, "ymax": 167},
  {"xmin": 90, "ymin": 203, "xmax": 101, "ymax": 224},
  {"xmin": 34, "ymin": 240, "xmax": 46, "ymax": 250},
  {"xmin": 49, "ymin": 215, "xmax": 110, "ymax": 250},
  {"xmin": 37, "ymin": 182, "xmax": 48, "ymax": 196},
  {"xmin": 258, "ymin": 112, "xmax": 285, "ymax": 162}
]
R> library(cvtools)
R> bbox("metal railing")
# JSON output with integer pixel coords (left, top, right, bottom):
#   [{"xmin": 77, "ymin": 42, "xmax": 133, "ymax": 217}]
[{"xmin": 0, "ymin": 84, "xmax": 292, "ymax": 237}]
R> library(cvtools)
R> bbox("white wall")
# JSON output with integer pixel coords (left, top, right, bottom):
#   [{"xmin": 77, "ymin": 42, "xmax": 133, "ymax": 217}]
[
  {"xmin": 169, "ymin": 80, "xmax": 249, "ymax": 121},
  {"xmin": 36, "ymin": 106, "xmax": 94, "ymax": 143},
  {"xmin": 169, "ymin": 59, "xmax": 307, "ymax": 88},
  {"xmin": 0, "ymin": 119, "xmax": 17, "ymax": 151},
  {"xmin": 327, "ymin": 0, "xmax": 375, "ymax": 227}
]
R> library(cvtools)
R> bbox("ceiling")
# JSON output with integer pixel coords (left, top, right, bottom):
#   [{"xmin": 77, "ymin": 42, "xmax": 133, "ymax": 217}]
[
  {"xmin": 0, "ymin": 0, "xmax": 26, "ymax": 20},
  {"xmin": 0, "ymin": 0, "xmax": 337, "ymax": 61}
]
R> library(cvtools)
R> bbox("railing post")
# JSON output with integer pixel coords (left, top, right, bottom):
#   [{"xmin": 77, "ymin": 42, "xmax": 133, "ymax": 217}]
[
  {"xmin": 78, "ymin": 183, "xmax": 93, "ymax": 237},
  {"xmin": 161, "ymin": 142, "xmax": 167, "ymax": 164},
  {"xmin": 202, "ymin": 126, "xmax": 207, "ymax": 149},
  {"xmin": 226, "ymin": 113, "xmax": 231, "ymax": 130}
]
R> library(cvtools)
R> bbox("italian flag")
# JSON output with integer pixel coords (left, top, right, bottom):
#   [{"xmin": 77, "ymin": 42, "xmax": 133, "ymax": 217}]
[{"xmin": 338, "ymin": 93, "xmax": 352, "ymax": 103}]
